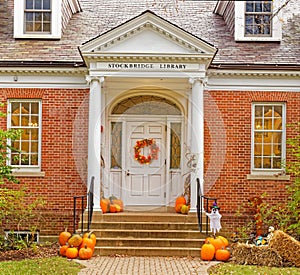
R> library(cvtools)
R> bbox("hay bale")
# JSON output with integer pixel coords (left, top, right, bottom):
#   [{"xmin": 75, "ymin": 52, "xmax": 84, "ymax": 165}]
[
  {"xmin": 231, "ymin": 243, "xmax": 284, "ymax": 267},
  {"xmin": 269, "ymin": 230, "xmax": 300, "ymax": 267}
]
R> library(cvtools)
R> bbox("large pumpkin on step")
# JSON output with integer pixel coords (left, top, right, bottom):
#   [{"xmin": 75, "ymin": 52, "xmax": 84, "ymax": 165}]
[
  {"xmin": 175, "ymin": 196, "xmax": 186, "ymax": 207},
  {"xmin": 100, "ymin": 198, "xmax": 110, "ymax": 213}
]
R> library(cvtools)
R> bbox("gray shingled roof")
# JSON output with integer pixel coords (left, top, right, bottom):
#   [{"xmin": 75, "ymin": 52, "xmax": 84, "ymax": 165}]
[{"xmin": 0, "ymin": 0, "xmax": 299, "ymax": 66}]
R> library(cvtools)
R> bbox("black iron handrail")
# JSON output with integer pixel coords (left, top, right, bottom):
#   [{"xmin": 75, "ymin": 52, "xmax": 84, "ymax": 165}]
[
  {"xmin": 73, "ymin": 176, "xmax": 94, "ymax": 233},
  {"xmin": 196, "ymin": 178, "xmax": 217, "ymax": 235}
]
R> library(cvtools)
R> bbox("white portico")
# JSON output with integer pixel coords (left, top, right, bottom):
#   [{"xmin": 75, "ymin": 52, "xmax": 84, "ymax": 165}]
[{"xmin": 79, "ymin": 11, "xmax": 217, "ymax": 212}]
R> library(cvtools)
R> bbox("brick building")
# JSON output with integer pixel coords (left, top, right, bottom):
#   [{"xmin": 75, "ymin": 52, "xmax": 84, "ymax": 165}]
[{"xmin": 0, "ymin": 0, "xmax": 299, "ymax": 239}]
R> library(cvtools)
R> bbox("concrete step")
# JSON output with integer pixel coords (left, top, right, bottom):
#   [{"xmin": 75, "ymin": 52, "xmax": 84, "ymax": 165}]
[
  {"xmin": 79, "ymin": 211, "xmax": 208, "ymax": 257},
  {"xmin": 94, "ymin": 246, "xmax": 201, "ymax": 257},
  {"xmin": 97, "ymin": 237, "xmax": 203, "ymax": 248},
  {"xmin": 94, "ymin": 229, "xmax": 202, "ymax": 239},
  {"xmin": 82, "ymin": 221, "xmax": 200, "ymax": 231}
]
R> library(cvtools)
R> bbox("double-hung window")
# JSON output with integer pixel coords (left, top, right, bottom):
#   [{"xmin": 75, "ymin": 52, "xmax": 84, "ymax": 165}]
[
  {"xmin": 245, "ymin": 0, "xmax": 272, "ymax": 36},
  {"xmin": 8, "ymin": 100, "xmax": 42, "ymax": 172},
  {"xmin": 14, "ymin": 0, "xmax": 61, "ymax": 39},
  {"xmin": 252, "ymin": 103, "xmax": 285, "ymax": 173},
  {"xmin": 235, "ymin": 0, "xmax": 282, "ymax": 41}
]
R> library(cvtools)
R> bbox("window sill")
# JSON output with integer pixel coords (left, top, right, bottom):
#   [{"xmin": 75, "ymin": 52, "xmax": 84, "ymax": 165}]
[
  {"xmin": 247, "ymin": 174, "xmax": 290, "ymax": 181},
  {"xmin": 12, "ymin": 171, "xmax": 45, "ymax": 177}
]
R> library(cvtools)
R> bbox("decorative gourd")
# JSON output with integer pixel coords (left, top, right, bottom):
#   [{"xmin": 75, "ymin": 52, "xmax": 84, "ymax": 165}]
[
  {"xmin": 215, "ymin": 247, "xmax": 230, "ymax": 262},
  {"xmin": 59, "ymin": 228, "xmax": 71, "ymax": 246},
  {"xmin": 59, "ymin": 244, "xmax": 69, "ymax": 257},
  {"xmin": 79, "ymin": 244, "xmax": 93, "ymax": 260},
  {"xmin": 100, "ymin": 198, "xmax": 110, "ymax": 213},
  {"xmin": 181, "ymin": 205, "xmax": 189, "ymax": 214},
  {"xmin": 83, "ymin": 231, "xmax": 97, "ymax": 247},
  {"xmin": 200, "ymin": 242, "xmax": 215, "ymax": 261},
  {"xmin": 175, "ymin": 196, "xmax": 186, "ymax": 207},
  {"xmin": 175, "ymin": 203, "xmax": 184, "ymax": 213},
  {"xmin": 66, "ymin": 246, "xmax": 78, "ymax": 259},
  {"xmin": 68, "ymin": 233, "xmax": 83, "ymax": 247},
  {"xmin": 205, "ymin": 236, "xmax": 225, "ymax": 251}
]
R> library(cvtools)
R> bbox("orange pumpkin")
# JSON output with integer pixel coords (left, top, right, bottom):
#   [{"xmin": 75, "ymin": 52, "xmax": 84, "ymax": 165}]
[
  {"xmin": 175, "ymin": 196, "xmax": 186, "ymax": 207},
  {"xmin": 80, "ymin": 236, "xmax": 95, "ymax": 251},
  {"xmin": 79, "ymin": 244, "xmax": 93, "ymax": 260},
  {"xmin": 83, "ymin": 231, "xmax": 97, "ymax": 247},
  {"xmin": 175, "ymin": 203, "xmax": 184, "ymax": 213},
  {"xmin": 66, "ymin": 246, "xmax": 78, "ymax": 259},
  {"xmin": 200, "ymin": 242, "xmax": 215, "ymax": 261},
  {"xmin": 218, "ymin": 236, "xmax": 229, "ymax": 247},
  {"xmin": 58, "ymin": 228, "xmax": 71, "ymax": 246},
  {"xmin": 59, "ymin": 244, "xmax": 69, "ymax": 257},
  {"xmin": 110, "ymin": 204, "xmax": 117, "ymax": 213},
  {"xmin": 100, "ymin": 198, "xmax": 110, "ymax": 213},
  {"xmin": 205, "ymin": 237, "xmax": 225, "ymax": 251},
  {"xmin": 215, "ymin": 247, "xmax": 230, "ymax": 261},
  {"xmin": 112, "ymin": 199, "xmax": 124, "ymax": 211},
  {"xmin": 68, "ymin": 233, "xmax": 83, "ymax": 247}
]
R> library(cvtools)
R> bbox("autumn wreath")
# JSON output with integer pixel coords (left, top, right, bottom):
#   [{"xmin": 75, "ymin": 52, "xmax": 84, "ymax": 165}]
[{"xmin": 134, "ymin": 138, "xmax": 159, "ymax": 164}]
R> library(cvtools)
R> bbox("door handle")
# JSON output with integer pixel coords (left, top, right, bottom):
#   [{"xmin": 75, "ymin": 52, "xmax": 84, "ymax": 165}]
[{"xmin": 126, "ymin": 170, "xmax": 130, "ymax": 176}]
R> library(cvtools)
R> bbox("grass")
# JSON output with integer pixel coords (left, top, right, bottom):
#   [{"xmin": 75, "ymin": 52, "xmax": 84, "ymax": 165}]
[
  {"xmin": 209, "ymin": 263, "xmax": 300, "ymax": 275},
  {"xmin": 0, "ymin": 256, "xmax": 84, "ymax": 275}
]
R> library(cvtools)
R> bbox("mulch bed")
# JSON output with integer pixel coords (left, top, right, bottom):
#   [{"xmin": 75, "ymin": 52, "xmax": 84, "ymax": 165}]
[{"xmin": 0, "ymin": 243, "xmax": 59, "ymax": 262}]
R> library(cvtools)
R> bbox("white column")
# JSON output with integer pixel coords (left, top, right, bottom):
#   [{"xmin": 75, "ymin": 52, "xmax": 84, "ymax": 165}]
[
  {"xmin": 86, "ymin": 76, "xmax": 104, "ymax": 212},
  {"xmin": 189, "ymin": 77, "xmax": 205, "ymax": 213}
]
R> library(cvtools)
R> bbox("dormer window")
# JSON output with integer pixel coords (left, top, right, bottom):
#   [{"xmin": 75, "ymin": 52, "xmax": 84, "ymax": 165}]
[
  {"xmin": 245, "ymin": 0, "xmax": 272, "ymax": 36},
  {"xmin": 235, "ymin": 0, "xmax": 282, "ymax": 41},
  {"xmin": 25, "ymin": 0, "xmax": 51, "ymax": 33},
  {"xmin": 14, "ymin": 0, "xmax": 61, "ymax": 39}
]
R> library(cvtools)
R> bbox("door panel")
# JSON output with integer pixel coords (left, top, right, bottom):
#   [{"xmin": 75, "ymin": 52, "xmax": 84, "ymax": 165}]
[{"xmin": 125, "ymin": 121, "xmax": 165, "ymax": 206}]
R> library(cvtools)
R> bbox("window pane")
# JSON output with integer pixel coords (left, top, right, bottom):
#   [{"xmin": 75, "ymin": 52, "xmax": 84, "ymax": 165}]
[
  {"xmin": 246, "ymin": 2, "xmax": 254, "ymax": 12},
  {"xmin": 255, "ymin": 2, "xmax": 262, "ymax": 12},
  {"xmin": 34, "ymin": 0, "xmax": 42, "ymax": 9},
  {"xmin": 263, "ymin": 2, "xmax": 272, "ymax": 12},
  {"xmin": 170, "ymin": 123, "xmax": 181, "ymax": 169},
  {"xmin": 111, "ymin": 122, "xmax": 122, "ymax": 169},
  {"xmin": 43, "ymin": 0, "xmax": 51, "ymax": 9},
  {"xmin": 43, "ymin": 12, "xmax": 51, "ymax": 21},
  {"xmin": 26, "ymin": 0, "xmax": 34, "ymax": 9}
]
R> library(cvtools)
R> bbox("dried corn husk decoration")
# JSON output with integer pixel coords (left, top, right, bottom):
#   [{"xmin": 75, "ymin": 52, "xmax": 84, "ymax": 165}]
[
  {"xmin": 231, "ymin": 243, "xmax": 285, "ymax": 267},
  {"xmin": 269, "ymin": 230, "xmax": 300, "ymax": 267}
]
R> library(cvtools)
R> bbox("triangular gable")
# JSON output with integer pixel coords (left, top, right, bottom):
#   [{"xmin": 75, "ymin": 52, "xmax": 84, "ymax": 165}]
[{"xmin": 80, "ymin": 10, "xmax": 217, "ymax": 68}]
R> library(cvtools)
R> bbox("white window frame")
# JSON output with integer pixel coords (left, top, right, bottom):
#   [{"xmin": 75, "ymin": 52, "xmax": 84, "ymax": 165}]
[
  {"xmin": 7, "ymin": 99, "xmax": 42, "ymax": 173},
  {"xmin": 14, "ymin": 0, "xmax": 61, "ymax": 39},
  {"xmin": 235, "ymin": 0, "xmax": 282, "ymax": 41},
  {"xmin": 251, "ymin": 103, "xmax": 286, "ymax": 175}
]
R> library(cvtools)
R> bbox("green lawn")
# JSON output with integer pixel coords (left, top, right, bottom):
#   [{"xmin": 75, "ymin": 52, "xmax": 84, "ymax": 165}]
[
  {"xmin": 209, "ymin": 263, "xmax": 300, "ymax": 275},
  {"xmin": 0, "ymin": 256, "xmax": 83, "ymax": 275}
]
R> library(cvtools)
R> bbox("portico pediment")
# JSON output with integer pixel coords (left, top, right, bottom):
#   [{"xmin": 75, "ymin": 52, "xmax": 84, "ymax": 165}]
[{"xmin": 80, "ymin": 10, "xmax": 217, "ymax": 68}]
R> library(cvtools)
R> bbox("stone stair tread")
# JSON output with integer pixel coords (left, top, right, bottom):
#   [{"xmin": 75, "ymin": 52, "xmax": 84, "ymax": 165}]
[
  {"xmin": 97, "ymin": 237, "xmax": 204, "ymax": 241},
  {"xmin": 96, "ymin": 228, "xmax": 201, "ymax": 232},
  {"xmin": 96, "ymin": 246, "xmax": 200, "ymax": 250}
]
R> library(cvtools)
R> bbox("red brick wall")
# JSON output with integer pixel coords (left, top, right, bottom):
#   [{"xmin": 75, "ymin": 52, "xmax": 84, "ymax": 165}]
[
  {"xmin": 0, "ymin": 88, "xmax": 89, "ymax": 235},
  {"xmin": 204, "ymin": 90, "xmax": 300, "ymax": 234}
]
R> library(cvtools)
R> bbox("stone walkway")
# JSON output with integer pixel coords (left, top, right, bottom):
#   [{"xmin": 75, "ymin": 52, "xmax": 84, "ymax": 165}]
[{"xmin": 76, "ymin": 256, "xmax": 219, "ymax": 275}]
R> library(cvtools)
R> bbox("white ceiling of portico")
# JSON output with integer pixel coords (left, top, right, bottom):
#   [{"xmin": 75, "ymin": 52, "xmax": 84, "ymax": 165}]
[{"xmin": 79, "ymin": 10, "xmax": 217, "ymax": 67}]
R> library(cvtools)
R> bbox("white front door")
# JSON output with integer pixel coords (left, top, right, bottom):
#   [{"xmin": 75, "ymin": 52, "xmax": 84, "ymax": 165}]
[{"xmin": 125, "ymin": 121, "xmax": 166, "ymax": 206}]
